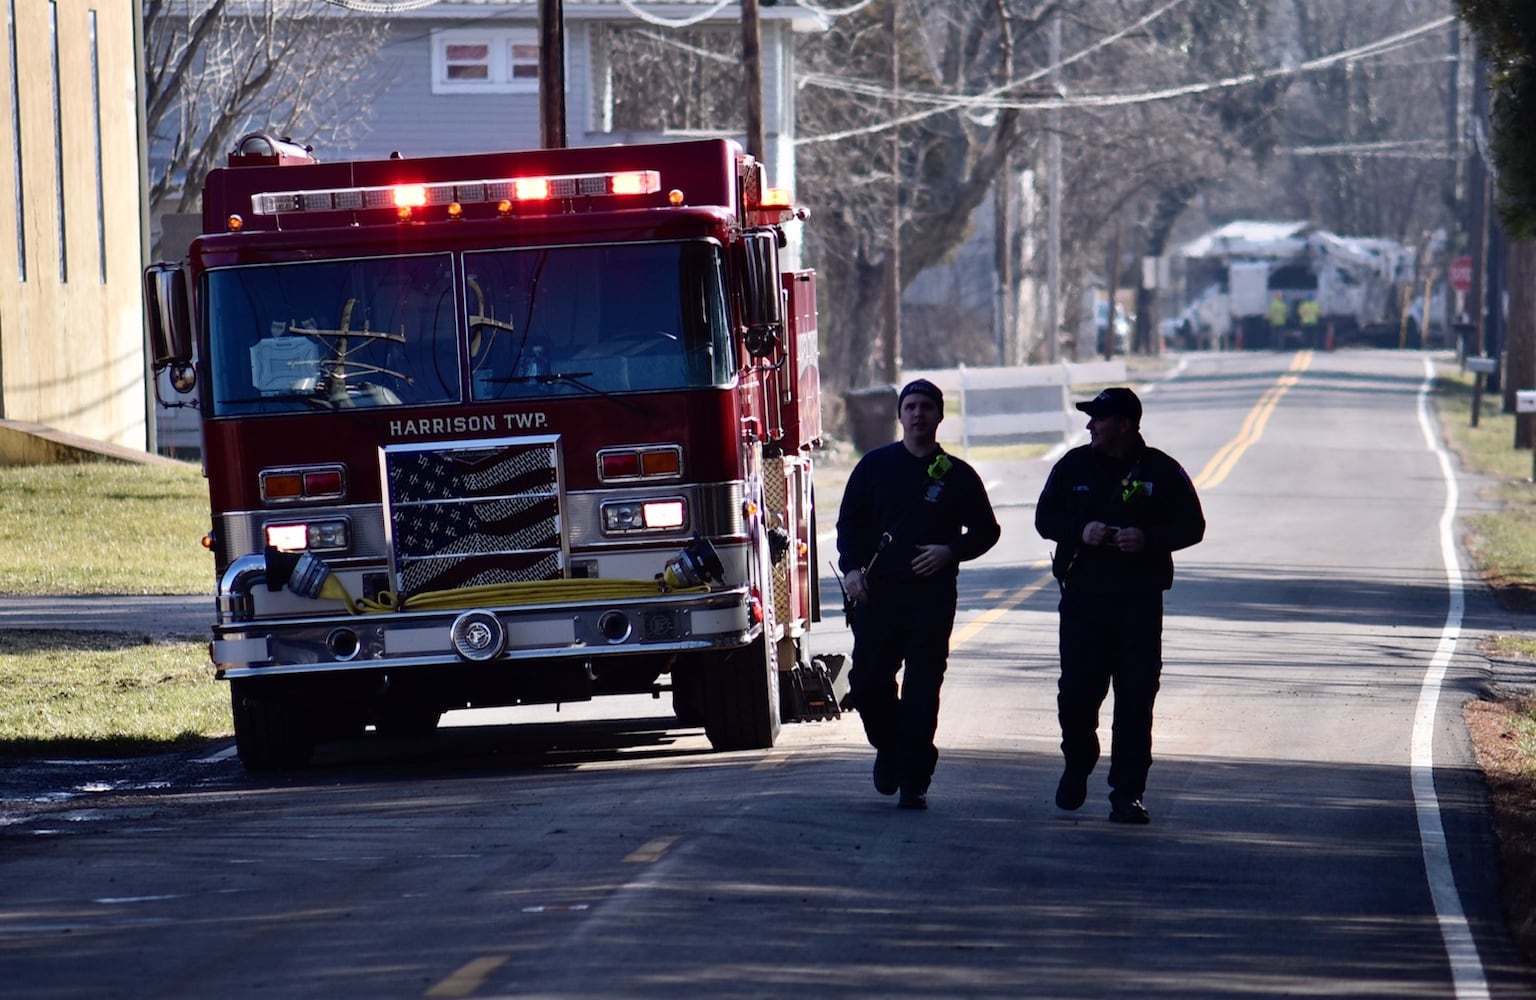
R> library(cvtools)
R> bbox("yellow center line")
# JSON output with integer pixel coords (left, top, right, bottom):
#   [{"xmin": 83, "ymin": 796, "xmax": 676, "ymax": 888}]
[
  {"xmin": 623, "ymin": 835, "xmax": 680, "ymax": 864},
  {"xmin": 425, "ymin": 955, "xmax": 509, "ymax": 998},
  {"xmin": 951, "ymin": 561, "xmax": 1054, "ymax": 651},
  {"xmin": 752, "ymin": 749, "xmax": 792, "ymax": 771},
  {"xmin": 947, "ymin": 350, "xmax": 1313, "ymax": 652},
  {"xmin": 1194, "ymin": 350, "xmax": 1311, "ymax": 490}
]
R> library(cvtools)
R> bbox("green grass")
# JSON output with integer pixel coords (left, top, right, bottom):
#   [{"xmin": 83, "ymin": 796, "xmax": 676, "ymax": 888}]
[
  {"xmin": 0, "ymin": 462, "xmax": 212, "ymax": 595},
  {"xmin": 0, "ymin": 629, "xmax": 229, "ymax": 756},
  {"xmin": 0, "ymin": 461, "xmax": 228, "ymax": 756},
  {"xmin": 1435, "ymin": 365, "xmax": 1536, "ymax": 609}
]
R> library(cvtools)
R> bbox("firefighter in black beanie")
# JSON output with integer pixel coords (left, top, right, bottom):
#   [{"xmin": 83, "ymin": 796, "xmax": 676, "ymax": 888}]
[
  {"xmin": 837, "ymin": 379, "xmax": 1001, "ymax": 810},
  {"xmin": 1036, "ymin": 387, "xmax": 1205, "ymax": 824}
]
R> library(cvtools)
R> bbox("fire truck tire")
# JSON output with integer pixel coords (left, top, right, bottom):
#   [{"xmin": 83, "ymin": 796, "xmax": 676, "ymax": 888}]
[
  {"xmin": 670, "ymin": 666, "xmax": 706, "ymax": 727},
  {"xmin": 699, "ymin": 635, "xmax": 781, "ymax": 751},
  {"xmin": 230, "ymin": 680, "xmax": 315, "ymax": 771}
]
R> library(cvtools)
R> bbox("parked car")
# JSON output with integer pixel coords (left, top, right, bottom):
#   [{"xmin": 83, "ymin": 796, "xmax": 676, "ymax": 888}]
[
  {"xmin": 1161, "ymin": 284, "xmax": 1228, "ymax": 350},
  {"xmin": 1095, "ymin": 302, "xmax": 1132, "ymax": 355}
]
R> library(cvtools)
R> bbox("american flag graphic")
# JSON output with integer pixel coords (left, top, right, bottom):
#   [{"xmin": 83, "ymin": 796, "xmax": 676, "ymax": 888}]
[{"xmin": 384, "ymin": 439, "xmax": 563, "ymax": 598}]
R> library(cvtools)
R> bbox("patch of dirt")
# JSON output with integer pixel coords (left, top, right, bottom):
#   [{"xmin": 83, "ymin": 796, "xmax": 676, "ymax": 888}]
[{"xmin": 1463, "ymin": 695, "xmax": 1536, "ymax": 963}]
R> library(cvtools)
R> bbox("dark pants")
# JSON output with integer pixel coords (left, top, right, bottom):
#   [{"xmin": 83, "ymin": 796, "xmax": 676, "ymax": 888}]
[
  {"xmin": 1057, "ymin": 589, "xmax": 1164, "ymax": 802},
  {"xmin": 849, "ymin": 585, "xmax": 958, "ymax": 791}
]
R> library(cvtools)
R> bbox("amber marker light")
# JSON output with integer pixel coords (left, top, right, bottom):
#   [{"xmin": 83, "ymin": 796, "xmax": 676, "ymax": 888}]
[
  {"xmin": 227, "ymin": 214, "xmax": 244, "ymax": 232},
  {"xmin": 447, "ymin": 202, "xmax": 463, "ymax": 219},
  {"xmin": 261, "ymin": 472, "xmax": 304, "ymax": 501},
  {"xmin": 640, "ymin": 448, "xmax": 681, "ymax": 477},
  {"xmin": 668, "ymin": 189, "xmax": 685, "ymax": 206}
]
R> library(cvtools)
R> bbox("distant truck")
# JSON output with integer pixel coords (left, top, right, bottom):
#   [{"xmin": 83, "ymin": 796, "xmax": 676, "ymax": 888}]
[{"xmin": 1172, "ymin": 222, "xmax": 1413, "ymax": 350}]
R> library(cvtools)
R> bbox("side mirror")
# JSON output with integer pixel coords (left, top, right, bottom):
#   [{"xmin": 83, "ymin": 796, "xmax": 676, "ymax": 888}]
[
  {"xmin": 144, "ymin": 263, "xmax": 193, "ymax": 369},
  {"xmin": 739, "ymin": 231, "xmax": 783, "ymax": 358}
]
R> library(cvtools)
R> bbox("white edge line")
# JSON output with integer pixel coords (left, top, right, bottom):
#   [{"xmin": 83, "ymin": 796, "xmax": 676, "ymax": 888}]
[{"xmin": 1412, "ymin": 354, "xmax": 1491, "ymax": 999}]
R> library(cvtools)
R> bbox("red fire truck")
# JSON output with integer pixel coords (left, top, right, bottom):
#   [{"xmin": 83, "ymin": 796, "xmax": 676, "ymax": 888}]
[{"xmin": 144, "ymin": 133, "xmax": 839, "ymax": 770}]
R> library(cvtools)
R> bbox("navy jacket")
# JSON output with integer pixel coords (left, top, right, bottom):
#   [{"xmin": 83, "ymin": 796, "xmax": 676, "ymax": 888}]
[
  {"xmin": 1035, "ymin": 436, "xmax": 1205, "ymax": 593},
  {"xmin": 837, "ymin": 442, "xmax": 1000, "ymax": 594}
]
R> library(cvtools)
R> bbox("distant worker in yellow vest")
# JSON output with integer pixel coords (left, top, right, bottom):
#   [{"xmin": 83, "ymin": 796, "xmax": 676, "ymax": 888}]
[
  {"xmin": 1266, "ymin": 293, "xmax": 1289, "ymax": 346},
  {"xmin": 1297, "ymin": 298, "xmax": 1320, "ymax": 348}
]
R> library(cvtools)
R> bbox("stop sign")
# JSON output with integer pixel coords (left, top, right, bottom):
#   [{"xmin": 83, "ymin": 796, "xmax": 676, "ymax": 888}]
[{"xmin": 1450, "ymin": 255, "xmax": 1473, "ymax": 293}]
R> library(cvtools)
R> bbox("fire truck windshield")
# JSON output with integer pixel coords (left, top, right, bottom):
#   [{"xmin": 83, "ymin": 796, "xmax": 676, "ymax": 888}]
[
  {"xmin": 202, "ymin": 241, "xmax": 733, "ymax": 416},
  {"xmin": 464, "ymin": 240, "xmax": 732, "ymax": 401},
  {"xmin": 205, "ymin": 252, "xmax": 461, "ymax": 415}
]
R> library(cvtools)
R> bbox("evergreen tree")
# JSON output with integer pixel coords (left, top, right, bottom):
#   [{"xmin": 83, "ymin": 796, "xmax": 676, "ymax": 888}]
[{"xmin": 1455, "ymin": 1, "xmax": 1536, "ymax": 236}]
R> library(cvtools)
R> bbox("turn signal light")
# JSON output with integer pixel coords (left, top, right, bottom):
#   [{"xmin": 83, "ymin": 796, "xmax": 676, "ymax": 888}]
[
  {"xmin": 260, "ymin": 465, "xmax": 346, "ymax": 503},
  {"xmin": 597, "ymin": 445, "xmax": 683, "ymax": 483}
]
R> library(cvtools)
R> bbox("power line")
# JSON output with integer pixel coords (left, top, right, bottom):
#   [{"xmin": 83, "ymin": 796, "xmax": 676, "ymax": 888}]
[{"xmin": 798, "ymin": 13, "xmax": 1456, "ymax": 145}]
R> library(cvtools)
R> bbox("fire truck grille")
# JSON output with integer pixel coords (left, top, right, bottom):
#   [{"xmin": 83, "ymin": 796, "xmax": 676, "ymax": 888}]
[{"xmin": 384, "ymin": 438, "xmax": 563, "ymax": 599}]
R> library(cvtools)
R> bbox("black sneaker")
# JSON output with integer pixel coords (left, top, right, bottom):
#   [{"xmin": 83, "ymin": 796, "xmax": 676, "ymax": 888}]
[
  {"xmin": 872, "ymin": 755, "xmax": 900, "ymax": 796},
  {"xmin": 1109, "ymin": 799, "xmax": 1150, "ymax": 824},
  {"xmin": 1055, "ymin": 769, "xmax": 1088, "ymax": 811},
  {"xmin": 897, "ymin": 786, "xmax": 928, "ymax": 810}
]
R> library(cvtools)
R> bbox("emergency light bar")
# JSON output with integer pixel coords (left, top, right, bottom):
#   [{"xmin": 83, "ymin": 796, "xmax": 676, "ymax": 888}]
[{"xmin": 250, "ymin": 169, "xmax": 662, "ymax": 216}]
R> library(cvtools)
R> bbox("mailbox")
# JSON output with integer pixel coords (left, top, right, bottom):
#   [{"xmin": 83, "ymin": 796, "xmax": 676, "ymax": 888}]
[
  {"xmin": 1518, "ymin": 390, "xmax": 1536, "ymax": 414},
  {"xmin": 1467, "ymin": 357, "xmax": 1499, "ymax": 375}
]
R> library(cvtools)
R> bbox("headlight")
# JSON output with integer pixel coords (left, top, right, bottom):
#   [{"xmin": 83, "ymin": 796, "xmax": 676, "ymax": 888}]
[
  {"xmin": 264, "ymin": 517, "xmax": 351, "ymax": 553},
  {"xmin": 601, "ymin": 498, "xmax": 687, "ymax": 534}
]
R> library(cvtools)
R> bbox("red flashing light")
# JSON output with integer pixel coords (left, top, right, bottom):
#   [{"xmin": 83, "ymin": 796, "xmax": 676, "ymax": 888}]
[
  {"xmin": 393, "ymin": 185, "xmax": 427, "ymax": 208},
  {"xmin": 514, "ymin": 178, "xmax": 551, "ymax": 201},
  {"xmin": 610, "ymin": 171, "xmax": 651, "ymax": 195}
]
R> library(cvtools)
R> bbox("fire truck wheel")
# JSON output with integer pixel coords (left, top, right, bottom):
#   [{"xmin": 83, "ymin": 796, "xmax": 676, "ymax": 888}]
[
  {"xmin": 670, "ymin": 666, "xmax": 706, "ymax": 727},
  {"xmin": 699, "ymin": 635, "xmax": 781, "ymax": 751},
  {"xmin": 230, "ymin": 680, "xmax": 315, "ymax": 771}
]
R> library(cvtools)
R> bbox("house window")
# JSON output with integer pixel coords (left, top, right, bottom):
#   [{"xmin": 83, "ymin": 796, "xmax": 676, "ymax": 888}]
[{"xmin": 432, "ymin": 29, "xmax": 539, "ymax": 94}]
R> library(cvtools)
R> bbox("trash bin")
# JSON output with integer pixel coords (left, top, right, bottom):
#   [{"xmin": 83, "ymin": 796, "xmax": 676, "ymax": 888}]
[{"xmin": 842, "ymin": 384, "xmax": 898, "ymax": 454}]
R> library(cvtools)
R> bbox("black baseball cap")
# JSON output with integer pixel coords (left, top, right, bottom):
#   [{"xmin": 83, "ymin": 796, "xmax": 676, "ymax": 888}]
[
  {"xmin": 1076, "ymin": 386, "xmax": 1142, "ymax": 422},
  {"xmin": 897, "ymin": 378, "xmax": 944, "ymax": 411}
]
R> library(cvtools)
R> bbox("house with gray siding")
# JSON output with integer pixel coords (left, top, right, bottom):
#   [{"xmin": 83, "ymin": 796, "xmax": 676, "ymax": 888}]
[{"xmin": 316, "ymin": 2, "xmax": 820, "ymax": 194}]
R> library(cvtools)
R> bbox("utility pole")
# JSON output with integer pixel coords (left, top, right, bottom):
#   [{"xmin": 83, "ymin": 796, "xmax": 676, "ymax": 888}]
[
  {"xmin": 1510, "ymin": 241, "xmax": 1535, "ymax": 447},
  {"xmin": 538, "ymin": 0, "xmax": 566, "ymax": 148},
  {"xmin": 741, "ymin": 0, "xmax": 766, "ymax": 164},
  {"xmin": 882, "ymin": 0, "xmax": 901, "ymax": 384},
  {"xmin": 1045, "ymin": 12, "xmax": 1061, "ymax": 364},
  {"xmin": 1103, "ymin": 223, "xmax": 1121, "ymax": 359},
  {"xmin": 1469, "ymin": 54, "xmax": 1489, "ymax": 369},
  {"xmin": 993, "ymin": 0, "xmax": 1014, "ymax": 367}
]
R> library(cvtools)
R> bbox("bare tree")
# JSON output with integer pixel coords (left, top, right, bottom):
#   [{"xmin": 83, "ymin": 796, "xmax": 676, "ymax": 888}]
[
  {"xmin": 1277, "ymin": 0, "xmax": 1461, "ymax": 243},
  {"xmin": 604, "ymin": 24, "xmax": 745, "ymax": 134},
  {"xmin": 143, "ymin": 1, "xmax": 392, "ymax": 247},
  {"xmin": 796, "ymin": 0, "xmax": 1281, "ymax": 390}
]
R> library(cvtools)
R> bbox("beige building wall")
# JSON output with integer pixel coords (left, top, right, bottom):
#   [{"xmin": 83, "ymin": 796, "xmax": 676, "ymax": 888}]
[{"xmin": 0, "ymin": 1, "xmax": 146, "ymax": 451}]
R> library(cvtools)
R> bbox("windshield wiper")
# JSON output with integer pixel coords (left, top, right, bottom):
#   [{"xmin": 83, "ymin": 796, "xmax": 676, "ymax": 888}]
[
  {"xmin": 485, "ymin": 370, "xmax": 598, "ymax": 391},
  {"xmin": 483, "ymin": 369, "xmax": 652, "ymax": 412}
]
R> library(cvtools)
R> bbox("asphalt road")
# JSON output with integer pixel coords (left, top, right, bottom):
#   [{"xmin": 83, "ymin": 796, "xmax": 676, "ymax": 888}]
[{"xmin": 3, "ymin": 348, "xmax": 1536, "ymax": 998}]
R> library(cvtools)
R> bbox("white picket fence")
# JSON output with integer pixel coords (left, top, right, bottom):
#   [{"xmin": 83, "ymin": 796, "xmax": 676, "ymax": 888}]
[{"xmin": 900, "ymin": 359, "xmax": 1127, "ymax": 456}]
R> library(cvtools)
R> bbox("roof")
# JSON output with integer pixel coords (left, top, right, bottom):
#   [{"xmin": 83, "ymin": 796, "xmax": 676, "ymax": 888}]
[{"xmin": 1175, "ymin": 221, "xmax": 1310, "ymax": 260}]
